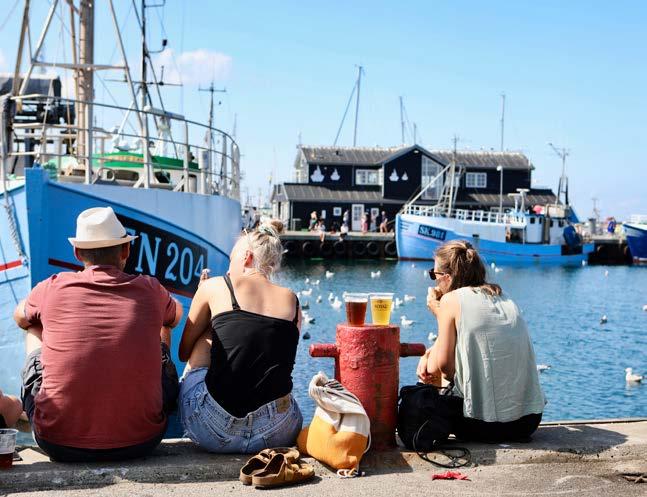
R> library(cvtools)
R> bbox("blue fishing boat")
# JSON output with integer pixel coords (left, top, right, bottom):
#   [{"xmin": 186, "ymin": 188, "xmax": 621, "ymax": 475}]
[
  {"xmin": 624, "ymin": 216, "xmax": 647, "ymax": 263},
  {"xmin": 395, "ymin": 149, "xmax": 593, "ymax": 265},
  {"xmin": 0, "ymin": 2, "xmax": 241, "ymax": 405}
]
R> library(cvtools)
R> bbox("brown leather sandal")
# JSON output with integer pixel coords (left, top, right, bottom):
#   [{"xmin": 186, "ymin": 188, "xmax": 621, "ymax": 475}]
[
  {"xmin": 239, "ymin": 448, "xmax": 300, "ymax": 485},
  {"xmin": 251, "ymin": 453, "xmax": 315, "ymax": 488}
]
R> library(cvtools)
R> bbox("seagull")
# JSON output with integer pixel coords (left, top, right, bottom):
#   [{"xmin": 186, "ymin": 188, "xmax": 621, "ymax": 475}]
[
  {"xmin": 404, "ymin": 294, "xmax": 416, "ymax": 303},
  {"xmin": 301, "ymin": 301, "xmax": 310, "ymax": 310},
  {"xmin": 423, "ymin": 270, "xmax": 428, "ymax": 277},
  {"xmin": 490, "ymin": 262, "xmax": 496, "ymax": 269},
  {"xmin": 302, "ymin": 332, "xmax": 311, "ymax": 340},
  {"xmin": 370, "ymin": 271, "xmax": 381, "ymax": 279},
  {"xmin": 581, "ymin": 260, "xmax": 587, "ymax": 266},
  {"xmin": 301, "ymin": 288, "xmax": 313, "ymax": 296},
  {"xmin": 600, "ymin": 315, "xmax": 608, "ymax": 324},
  {"xmin": 305, "ymin": 277, "xmax": 310, "ymax": 284},
  {"xmin": 312, "ymin": 280, "xmax": 320, "ymax": 286},
  {"xmin": 316, "ymin": 295, "xmax": 323, "ymax": 303},
  {"xmin": 625, "ymin": 368, "xmax": 643, "ymax": 383},
  {"xmin": 536, "ymin": 364, "xmax": 551, "ymax": 373},
  {"xmin": 331, "ymin": 297, "xmax": 343, "ymax": 309},
  {"xmin": 328, "ymin": 292, "xmax": 335, "ymax": 302},
  {"xmin": 394, "ymin": 297, "xmax": 403, "ymax": 308},
  {"xmin": 642, "ymin": 305, "xmax": 647, "ymax": 312},
  {"xmin": 494, "ymin": 267, "xmax": 503, "ymax": 273},
  {"xmin": 427, "ymin": 332, "xmax": 437, "ymax": 342},
  {"xmin": 411, "ymin": 263, "xmax": 416, "ymax": 268},
  {"xmin": 400, "ymin": 315, "xmax": 414, "ymax": 327},
  {"xmin": 604, "ymin": 270, "xmax": 609, "ymax": 277},
  {"xmin": 302, "ymin": 312, "xmax": 315, "ymax": 324},
  {"xmin": 325, "ymin": 271, "xmax": 335, "ymax": 279}
]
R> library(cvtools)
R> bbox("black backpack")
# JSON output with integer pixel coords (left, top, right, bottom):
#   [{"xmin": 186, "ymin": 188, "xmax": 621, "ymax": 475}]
[{"xmin": 397, "ymin": 383, "xmax": 470, "ymax": 467}]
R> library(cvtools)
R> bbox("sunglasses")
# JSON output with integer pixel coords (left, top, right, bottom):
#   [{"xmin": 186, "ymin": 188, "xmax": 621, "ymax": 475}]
[{"xmin": 428, "ymin": 269, "xmax": 447, "ymax": 280}]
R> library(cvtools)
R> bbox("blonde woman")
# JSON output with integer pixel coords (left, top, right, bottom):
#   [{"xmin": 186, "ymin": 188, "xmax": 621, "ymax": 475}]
[
  {"xmin": 418, "ymin": 240, "xmax": 545, "ymax": 442},
  {"xmin": 178, "ymin": 220, "xmax": 302, "ymax": 453}
]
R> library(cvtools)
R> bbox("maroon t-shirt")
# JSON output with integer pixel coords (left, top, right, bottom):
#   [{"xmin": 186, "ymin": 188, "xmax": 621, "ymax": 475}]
[{"xmin": 24, "ymin": 265, "xmax": 177, "ymax": 449}]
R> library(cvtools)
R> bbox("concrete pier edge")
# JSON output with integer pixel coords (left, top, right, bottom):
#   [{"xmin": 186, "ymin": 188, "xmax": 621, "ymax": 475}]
[{"xmin": 2, "ymin": 419, "xmax": 646, "ymax": 492}]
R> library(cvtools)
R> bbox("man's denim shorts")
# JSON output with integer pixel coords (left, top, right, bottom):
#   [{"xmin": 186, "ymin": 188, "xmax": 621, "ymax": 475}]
[{"xmin": 179, "ymin": 368, "xmax": 303, "ymax": 454}]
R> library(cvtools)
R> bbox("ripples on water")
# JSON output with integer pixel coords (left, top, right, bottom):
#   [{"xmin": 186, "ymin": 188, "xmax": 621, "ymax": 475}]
[{"xmin": 277, "ymin": 260, "xmax": 647, "ymax": 423}]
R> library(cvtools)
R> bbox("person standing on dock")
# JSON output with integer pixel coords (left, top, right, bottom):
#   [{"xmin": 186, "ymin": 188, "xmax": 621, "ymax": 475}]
[
  {"xmin": 379, "ymin": 211, "xmax": 389, "ymax": 233},
  {"xmin": 12, "ymin": 207, "xmax": 183, "ymax": 462},
  {"xmin": 308, "ymin": 211, "xmax": 318, "ymax": 231},
  {"xmin": 361, "ymin": 212, "xmax": 368, "ymax": 234}
]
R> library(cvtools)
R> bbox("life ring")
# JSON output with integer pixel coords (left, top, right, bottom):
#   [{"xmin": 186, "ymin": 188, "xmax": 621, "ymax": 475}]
[
  {"xmin": 302, "ymin": 241, "xmax": 317, "ymax": 258},
  {"xmin": 366, "ymin": 241, "xmax": 381, "ymax": 257},
  {"xmin": 284, "ymin": 240, "xmax": 298, "ymax": 256},
  {"xmin": 320, "ymin": 241, "xmax": 334, "ymax": 257},
  {"xmin": 384, "ymin": 240, "xmax": 397, "ymax": 257},
  {"xmin": 333, "ymin": 241, "xmax": 346, "ymax": 257},
  {"xmin": 352, "ymin": 241, "xmax": 367, "ymax": 257}
]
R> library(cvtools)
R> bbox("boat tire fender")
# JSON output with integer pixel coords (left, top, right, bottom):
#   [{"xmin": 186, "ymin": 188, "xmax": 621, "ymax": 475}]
[
  {"xmin": 333, "ymin": 241, "xmax": 346, "ymax": 257},
  {"xmin": 320, "ymin": 241, "xmax": 334, "ymax": 257},
  {"xmin": 366, "ymin": 241, "xmax": 381, "ymax": 257},
  {"xmin": 353, "ymin": 241, "xmax": 367, "ymax": 257},
  {"xmin": 384, "ymin": 240, "xmax": 397, "ymax": 257},
  {"xmin": 302, "ymin": 241, "xmax": 317, "ymax": 258}
]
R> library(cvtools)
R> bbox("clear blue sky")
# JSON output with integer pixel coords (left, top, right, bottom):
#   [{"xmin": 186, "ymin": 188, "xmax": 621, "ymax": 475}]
[{"xmin": 1, "ymin": 0, "xmax": 645, "ymax": 219}]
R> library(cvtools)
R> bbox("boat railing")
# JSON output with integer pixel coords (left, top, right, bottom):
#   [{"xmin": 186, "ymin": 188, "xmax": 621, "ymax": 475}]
[
  {"xmin": 403, "ymin": 204, "xmax": 526, "ymax": 226},
  {"xmin": 2, "ymin": 94, "xmax": 241, "ymax": 200}
]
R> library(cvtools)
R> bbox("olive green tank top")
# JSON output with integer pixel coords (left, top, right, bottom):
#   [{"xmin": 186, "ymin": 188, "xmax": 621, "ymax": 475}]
[{"xmin": 452, "ymin": 287, "xmax": 545, "ymax": 423}]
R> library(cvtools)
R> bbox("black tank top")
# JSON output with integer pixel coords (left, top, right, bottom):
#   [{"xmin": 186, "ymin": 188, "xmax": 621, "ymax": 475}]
[{"xmin": 205, "ymin": 275, "xmax": 299, "ymax": 418}]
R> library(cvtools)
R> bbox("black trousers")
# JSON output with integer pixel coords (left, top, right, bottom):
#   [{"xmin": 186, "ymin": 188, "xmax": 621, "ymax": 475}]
[{"xmin": 454, "ymin": 412, "xmax": 542, "ymax": 443}]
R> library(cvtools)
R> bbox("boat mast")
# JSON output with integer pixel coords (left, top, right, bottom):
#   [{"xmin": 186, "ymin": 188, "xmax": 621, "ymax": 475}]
[
  {"xmin": 446, "ymin": 135, "xmax": 458, "ymax": 217},
  {"xmin": 140, "ymin": 0, "xmax": 151, "ymax": 188},
  {"xmin": 548, "ymin": 142, "xmax": 570, "ymax": 206},
  {"xmin": 78, "ymin": 0, "xmax": 94, "ymax": 182}
]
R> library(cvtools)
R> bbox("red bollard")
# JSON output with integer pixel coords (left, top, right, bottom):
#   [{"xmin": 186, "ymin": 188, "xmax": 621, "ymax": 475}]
[{"xmin": 310, "ymin": 324, "xmax": 426, "ymax": 450}]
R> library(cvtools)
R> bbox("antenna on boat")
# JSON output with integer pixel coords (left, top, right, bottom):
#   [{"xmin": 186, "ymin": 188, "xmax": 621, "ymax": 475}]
[
  {"xmin": 548, "ymin": 142, "xmax": 570, "ymax": 206},
  {"xmin": 500, "ymin": 92, "xmax": 506, "ymax": 151}
]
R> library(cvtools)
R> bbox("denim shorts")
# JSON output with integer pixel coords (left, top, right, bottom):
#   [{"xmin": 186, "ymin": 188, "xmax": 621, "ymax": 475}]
[{"xmin": 179, "ymin": 368, "xmax": 303, "ymax": 454}]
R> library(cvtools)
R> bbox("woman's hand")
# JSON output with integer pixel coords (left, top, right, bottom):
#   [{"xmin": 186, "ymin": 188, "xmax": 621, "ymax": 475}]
[
  {"xmin": 199, "ymin": 269, "xmax": 211, "ymax": 287},
  {"xmin": 416, "ymin": 347, "xmax": 442, "ymax": 385},
  {"xmin": 427, "ymin": 286, "xmax": 442, "ymax": 317}
]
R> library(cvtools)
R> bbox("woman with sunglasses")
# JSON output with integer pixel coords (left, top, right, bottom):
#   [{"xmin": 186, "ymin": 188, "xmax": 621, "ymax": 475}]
[
  {"xmin": 177, "ymin": 219, "xmax": 302, "ymax": 453},
  {"xmin": 417, "ymin": 240, "xmax": 544, "ymax": 442}
]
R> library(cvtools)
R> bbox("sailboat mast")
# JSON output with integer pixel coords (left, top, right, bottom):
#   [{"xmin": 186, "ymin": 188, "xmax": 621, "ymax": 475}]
[
  {"xmin": 353, "ymin": 65, "xmax": 362, "ymax": 147},
  {"xmin": 447, "ymin": 135, "xmax": 458, "ymax": 217},
  {"xmin": 78, "ymin": 0, "xmax": 94, "ymax": 182}
]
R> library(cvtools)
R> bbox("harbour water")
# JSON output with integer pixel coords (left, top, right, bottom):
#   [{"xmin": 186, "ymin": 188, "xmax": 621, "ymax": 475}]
[{"xmin": 279, "ymin": 260, "xmax": 647, "ymax": 423}]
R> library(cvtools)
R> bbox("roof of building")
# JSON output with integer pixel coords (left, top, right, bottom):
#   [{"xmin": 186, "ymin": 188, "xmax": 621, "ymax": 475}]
[
  {"xmin": 274, "ymin": 183, "xmax": 402, "ymax": 204},
  {"xmin": 457, "ymin": 189, "xmax": 557, "ymax": 207},
  {"xmin": 297, "ymin": 145, "xmax": 533, "ymax": 170}
]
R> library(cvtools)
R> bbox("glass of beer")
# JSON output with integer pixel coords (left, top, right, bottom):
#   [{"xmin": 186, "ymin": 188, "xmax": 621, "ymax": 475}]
[
  {"xmin": 370, "ymin": 293, "xmax": 394, "ymax": 325},
  {"xmin": 0, "ymin": 429, "xmax": 18, "ymax": 469},
  {"xmin": 345, "ymin": 293, "xmax": 368, "ymax": 326}
]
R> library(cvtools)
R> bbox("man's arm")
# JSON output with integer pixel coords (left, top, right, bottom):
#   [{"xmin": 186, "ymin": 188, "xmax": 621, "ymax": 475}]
[{"xmin": 13, "ymin": 300, "xmax": 31, "ymax": 330}]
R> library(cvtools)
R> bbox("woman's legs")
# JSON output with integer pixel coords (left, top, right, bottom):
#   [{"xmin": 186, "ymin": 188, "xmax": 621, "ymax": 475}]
[{"xmin": 454, "ymin": 413, "xmax": 543, "ymax": 443}]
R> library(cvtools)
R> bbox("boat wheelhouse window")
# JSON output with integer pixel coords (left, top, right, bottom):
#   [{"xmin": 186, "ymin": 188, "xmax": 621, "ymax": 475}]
[
  {"xmin": 559, "ymin": 220, "xmax": 565, "ymax": 227},
  {"xmin": 421, "ymin": 156, "xmax": 442, "ymax": 200},
  {"xmin": 530, "ymin": 217, "xmax": 536, "ymax": 224},
  {"xmin": 550, "ymin": 220, "xmax": 555, "ymax": 227},
  {"xmin": 155, "ymin": 171, "xmax": 171, "ymax": 184},
  {"xmin": 355, "ymin": 169, "xmax": 380, "ymax": 185},
  {"xmin": 465, "ymin": 172, "xmax": 487, "ymax": 188},
  {"xmin": 113, "ymin": 169, "xmax": 139, "ymax": 181}
]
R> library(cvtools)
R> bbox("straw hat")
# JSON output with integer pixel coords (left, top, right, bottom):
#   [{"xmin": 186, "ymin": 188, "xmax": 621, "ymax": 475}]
[{"xmin": 68, "ymin": 207, "xmax": 138, "ymax": 249}]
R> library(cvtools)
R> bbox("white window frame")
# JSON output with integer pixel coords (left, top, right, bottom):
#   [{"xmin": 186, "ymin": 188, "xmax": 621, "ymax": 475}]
[
  {"xmin": 355, "ymin": 169, "xmax": 380, "ymax": 185},
  {"xmin": 421, "ymin": 156, "xmax": 442, "ymax": 200},
  {"xmin": 466, "ymin": 172, "xmax": 487, "ymax": 188}
]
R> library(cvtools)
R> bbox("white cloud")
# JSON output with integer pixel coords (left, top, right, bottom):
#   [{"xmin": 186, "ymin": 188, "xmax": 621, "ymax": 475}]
[{"xmin": 152, "ymin": 49, "xmax": 232, "ymax": 86}]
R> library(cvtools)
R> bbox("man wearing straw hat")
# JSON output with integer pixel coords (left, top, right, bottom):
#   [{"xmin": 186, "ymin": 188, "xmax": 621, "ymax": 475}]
[{"xmin": 12, "ymin": 207, "xmax": 183, "ymax": 462}]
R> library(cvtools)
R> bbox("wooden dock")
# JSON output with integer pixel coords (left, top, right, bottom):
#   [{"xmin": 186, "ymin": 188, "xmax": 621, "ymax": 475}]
[{"xmin": 281, "ymin": 231, "xmax": 396, "ymax": 259}]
